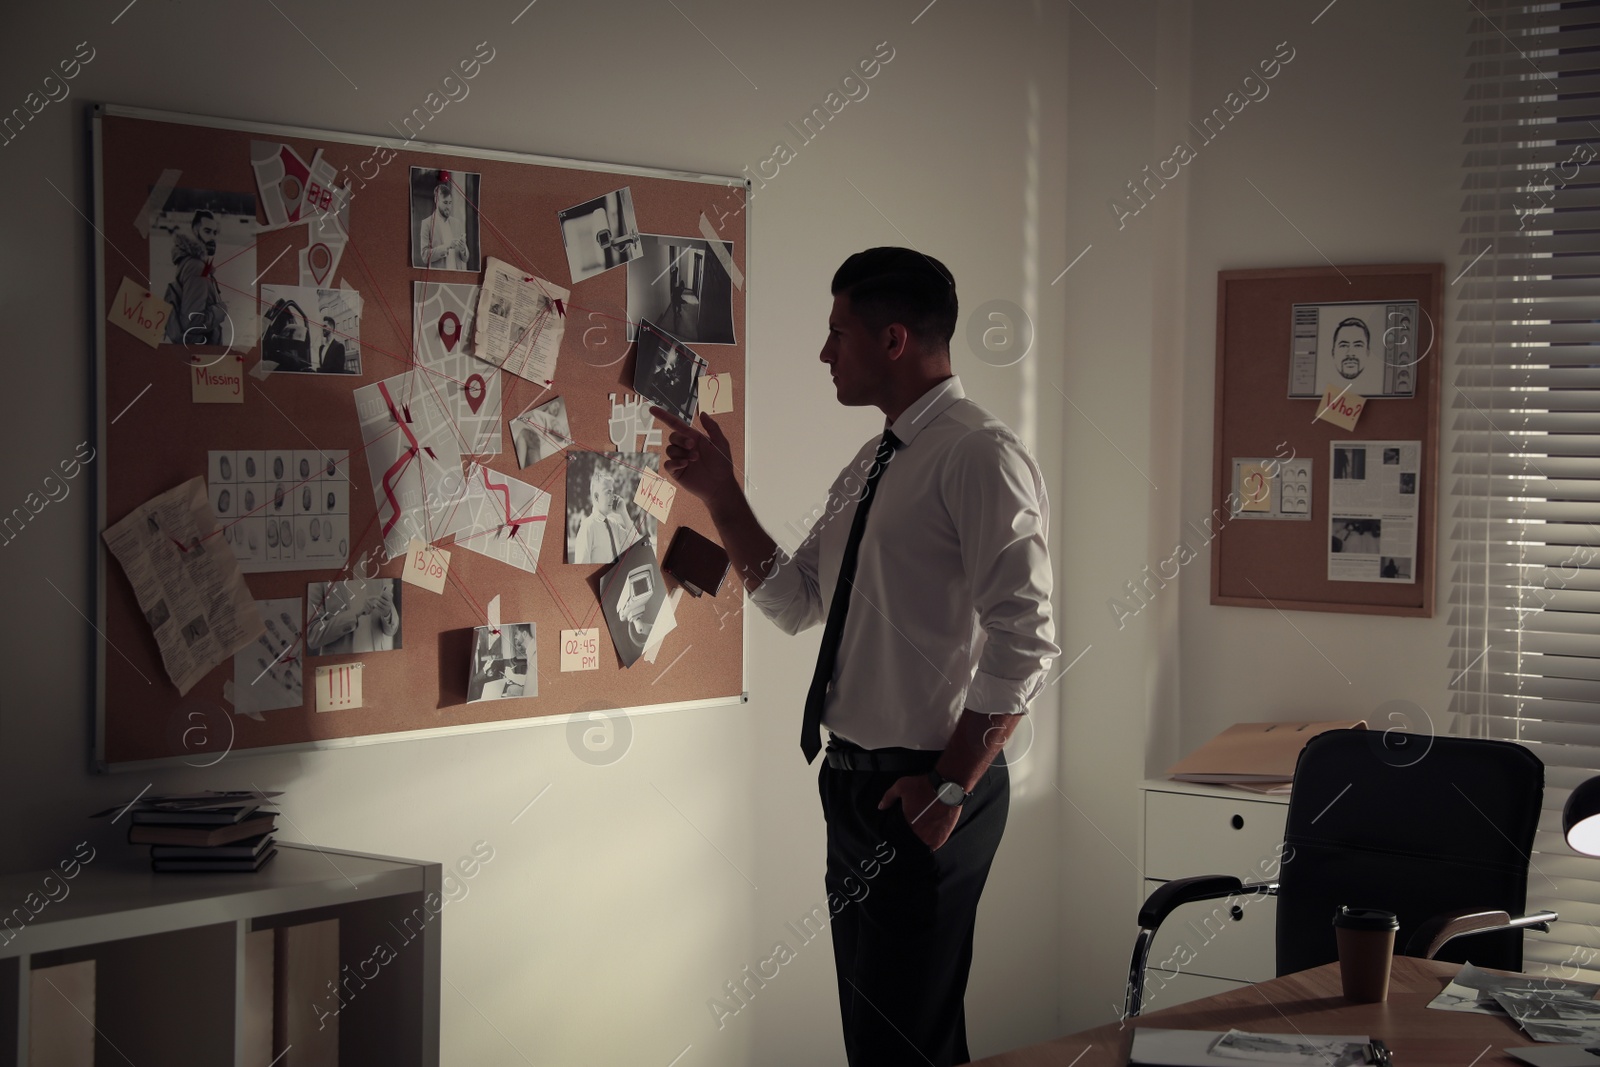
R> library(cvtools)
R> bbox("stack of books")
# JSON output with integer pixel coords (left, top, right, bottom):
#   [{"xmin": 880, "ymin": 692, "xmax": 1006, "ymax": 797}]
[{"xmin": 118, "ymin": 791, "xmax": 281, "ymax": 873}]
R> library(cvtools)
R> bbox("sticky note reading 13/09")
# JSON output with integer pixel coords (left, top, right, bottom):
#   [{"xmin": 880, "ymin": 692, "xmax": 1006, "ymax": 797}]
[
  {"xmin": 561, "ymin": 628, "xmax": 600, "ymax": 672},
  {"xmin": 401, "ymin": 539, "xmax": 451, "ymax": 594},
  {"xmin": 107, "ymin": 276, "xmax": 169, "ymax": 348}
]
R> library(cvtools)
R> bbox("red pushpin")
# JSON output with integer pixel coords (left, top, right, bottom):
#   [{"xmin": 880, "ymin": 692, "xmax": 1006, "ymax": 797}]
[
  {"xmin": 464, "ymin": 374, "xmax": 486, "ymax": 414},
  {"xmin": 439, "ymin": 312, "xmax": 461, "ymax": 352}
]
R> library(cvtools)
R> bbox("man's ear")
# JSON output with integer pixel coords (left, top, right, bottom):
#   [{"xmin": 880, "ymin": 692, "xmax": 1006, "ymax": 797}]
[{"xmin": 882, "ymin": 323, "xmax": 912, "ymax": 362}]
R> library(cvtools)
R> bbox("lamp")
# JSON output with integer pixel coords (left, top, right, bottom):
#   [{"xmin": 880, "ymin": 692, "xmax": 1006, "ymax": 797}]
[{"xmin": 1563, "ymin": 776, "xmax": 1600, "ymax": 856}]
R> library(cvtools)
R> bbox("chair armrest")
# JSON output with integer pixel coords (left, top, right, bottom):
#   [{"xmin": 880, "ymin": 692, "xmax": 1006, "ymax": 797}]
[
  {"xmin": 1405, "ymin": 909, "xmax": 1559, "ymax": 960},
  {"xmin": 1138, "ymin": 876, "xmax": 1243, "ymax": 930}
]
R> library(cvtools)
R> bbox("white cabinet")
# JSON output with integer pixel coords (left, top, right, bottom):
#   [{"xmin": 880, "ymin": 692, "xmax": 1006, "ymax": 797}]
[{"xmin": 1138, "ymin": 782, "xmax": 1290, "ymax": 1012}]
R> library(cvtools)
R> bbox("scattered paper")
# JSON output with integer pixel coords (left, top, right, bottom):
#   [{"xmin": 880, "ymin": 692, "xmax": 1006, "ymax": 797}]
[
  {"xmin": 558, "ymin": 187, "xmax": 643, "ymax": 282},
  {"xmin": 102, "ymin": 476, "xmax": 263, "ymax": 695},
  {"xmin": 209, "ymin": 449, "xmax": 350, "ymax": 572},
  {"xmin": 315, "ymin": 662, "xmax": 363, "ymax": 712},
  {"xmin": 249, "ymin": 359, "xmax": 278, "ymax": 381},
  {"xmin": 598, "ymin": 535, "xmax": 666, "ymax": 668},
  {"xmin": 260, "ymin": 284, "xmax": 362, "ymax": 374},
  {"xmin": 626, "ymin": 233, "xmax": 738, "ymax": 345},
  {"xmin": 468, "ymin": 623, "xmax": 537, "ymax": 701},
  {"xmin": 1329, "ymin": 441, "xmax": 1420, "ymax": 583},
  {"xmin": 608, "ymin": 392, "xmax": 662, "ymax": 452},
  {"xmin": 565, "ymin": 451, "xmax": 662, "ymax": 564},
  {"xmin": 298, "ymin": 189, "xmax": 351, "ymax": 287},
  {"xmin": 451, "ymin": 462, "xmax": 553, "ymax": 576},
  {"xmin": 233, "ymin": 598, "xmax": 304, "ymax": 714},
  {"xmin": 1230, "ymin": 458, "xmax": 1311, "ymax": 521},
  {"xmin": 191, "ymin": 354, "xmax": 245, "ymax": 403},
  {"xmin": 634, "ymin": 468, "xmax": 676, "ymax": 524},
  {"xmin": 634, "ymin": 320, "xmax": 707, "ymax": 425},
  {"xmin": 1428, "ymin": 962, "xmax": 1600, "ymax": 1015},
  {"xmin": 107, "ymin": 276, "xmax": 169, "ymax": 348},
  {"xmin": 148, "ymin": 187, "xmax": 258, "ymax": 349},
  {"xmin": 352, "ymin": 370, "xmax": 470, "ymax": 560},
  {"xmin": 699, "ymin": 372, "xmax": 733, "ymax": 415},
  {"xmin": 509, "ymin": 395, "xmax": 573, "ymax": 468},
  {"xmin": 412, "ymin": 281, "xmax": 501, "ymax": 454},
  {"xmin": 560, "ymin": 628, "xmax": 600, "ymax": 672},
  {"xmin": 134, "ymin": 168, "xmax": 182, "ymax": 239},
  {"xmin": 402, "ymin": 539, "xmax": 451, "ymax": 594},
  {"xmin": 251, "ymin": 141, "xmax": 338, "ymax": 230},
  {"xmin": 471, "ymin": 257, "xmax": 568, "ymax": 384},
  {"xmin": 642, "ymin": 587, "xmax": 683, "ymax": 663},
  {"xmin": 306, "ymin": 579, "xmax": 403, "ymax": 655},
  {"xmin": 410, "ymin": 167, "xmax": 481, "ymax": 272},
  {"xmin": 1493, "ymin": 988, "xmax": 1600, "ymax": 1044},
  {"xmin": 1315, "ymin": 384, "xmax": 1365, "ymax": 430}
]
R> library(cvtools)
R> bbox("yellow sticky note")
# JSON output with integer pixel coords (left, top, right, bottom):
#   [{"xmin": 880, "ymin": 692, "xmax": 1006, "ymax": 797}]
[
  {"xmin": 561, "ymin": 628, "xmax": 601, "ymax": 672},
  {"xmin": 634, "ymin": 469, "xmax": 676, "ymax": 524},
  {"xmin": 401, "ymin": 539, "xmax": 451, "ymax": 594},
  {"xmin": 107, "ymin": 276, "xmax": 169, "ymax": 348},
  {"xmin": 1316, "ymin": 385, "xmax": 1366, "ymax": 430},
  {"xmin": 315, "ymin": 662, "xmax": 363, "ymax": 712},
  {"xmin": 1240, "ymin": 463, "xmax": 1274, "ymax": 512},
  {"xmin": 190, "ymin": 355, "xmax": 245, "ymax": 404},
  {"xmin": 698, "ymin": 372, "xmax": 733, "ymax": 415}
]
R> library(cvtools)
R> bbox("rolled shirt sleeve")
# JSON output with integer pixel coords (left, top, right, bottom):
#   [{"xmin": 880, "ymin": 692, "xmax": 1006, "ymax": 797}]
[
  {"xmin": 944, "ymin": 429, "xmax": 1060, "ymax": 716},
  {"xmin": 746, "ymin": 518, "xmax": 826, "ymax": 636}
]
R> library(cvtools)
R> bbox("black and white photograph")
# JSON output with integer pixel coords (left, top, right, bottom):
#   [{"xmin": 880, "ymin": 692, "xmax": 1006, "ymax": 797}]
[
  {"xmin": 633, "ymin": 320, "xmax": 708, "ymax": 425},
  {"xmin": 259, "ymin": 285, "xmax": 362, "ymax": 374},
  {"xmin": 410, "ymin": 167, "xmax": 481, "ymax": 272},
  {"xmin": 305, "ymin": 579, "xmax": 402, "ymax": 655},
  {"xmin": 565, "ymin": 451, "xmax": 661, "ymax": 565},
  {"xmin": 467, "ymin": 622, "xmax": 537, "ymax": 702},
  {"xmin": 1287, "ymin": 299, "xmax": 1420, "ymax": 399},
  {"xmin": 1398, "ymin": 472, "xmax": 1416, "ymax": 494},
  {"xmin": 510, "ymin": 395, "xmax": 573, "ymax": 469},
  {"xmin": 1379, "ymin": 556, "xmax": 1412, "ymax": 580},
  {"xmin": 598, "ymin": 536, "xmax": 666, "ymax": 669},
  {"xmin": 234, "ymin": 597, "xmax": 303, "ymax": 713},
  {"xmin": 626, "ymin": 234, "xmax": 737, "ymax": 345},
  {"xmin": 1333, "ymin": 446, "xmax": 1366, "ymax": 480},
  {"xmin": 1382, "ymin": 447, "xmax": 1401, "ymax": 464},
  {"xmin": 147, "ymin": 186, "xmax": 258, "ymax": 349},
  {"xmin": 558, "ymin": 186, "xmax": 642, "ymax": 282},
  {"xmin": 1331, "ymin": 518, "xmax": 1381, "ymax": 554}
]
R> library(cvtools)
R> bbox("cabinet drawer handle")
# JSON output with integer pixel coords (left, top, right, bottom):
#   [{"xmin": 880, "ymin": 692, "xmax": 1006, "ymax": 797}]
[
  {"xmin": 1230, "ymin": 905, "xmax": 1244, "ymax": 922},
  {"xmin": 1230, "ymin": 814, "xmax": 1245, "ymax": 830}
]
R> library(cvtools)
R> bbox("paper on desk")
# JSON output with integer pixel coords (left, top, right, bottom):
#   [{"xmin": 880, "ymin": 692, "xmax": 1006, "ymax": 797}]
[
  {"xmin": 102, "ymin": 476, "xmax": 264, "ymax": 695},
  {"xmin": 1495, "ymin": 988, "xmax": 1600, "ymax": 1044},
  {"xmin": 1507, "ymin": 1047, "xmax": 1600, "ymax": 1067},
  {"xmin": 1427, "ymin": 962, "xmax": 1600, "ymax": 1015},
  {"xmin": 471, "ymin": 257, "xmax": 567, "ymax": 385},
  {"xmin": 1128, "ymin": 1029, "xmax": 1375, "ymax": 1067}
]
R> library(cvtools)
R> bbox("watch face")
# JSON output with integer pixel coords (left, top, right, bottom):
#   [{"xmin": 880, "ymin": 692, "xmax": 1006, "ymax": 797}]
[{"xmin": 937, "ymin": 781, "xmax": 966, "ymax": 805}]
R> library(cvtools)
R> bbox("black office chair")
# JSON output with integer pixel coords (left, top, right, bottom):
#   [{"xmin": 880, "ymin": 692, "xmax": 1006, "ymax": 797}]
[{"xmin": 1125, "ymin": 729, "xmax": 1557, "ymax": 1017}]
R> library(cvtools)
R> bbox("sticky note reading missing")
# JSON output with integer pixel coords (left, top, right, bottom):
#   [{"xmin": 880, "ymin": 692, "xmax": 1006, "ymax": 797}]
[
  {"xmin": 108, "ymin": 277, "xmax": 169, "ymax": 348},
  {"xmin": 1316, "ymin": 385, "xmax": 1365, "ymax": 431},
  {"xmin": 561, "ymin": 628, "xmax": 600, "ymax": 672},
  {"xmin": 634, "ymin": 469, "xmax": 676, "ymax": 524},
  {"xmin": 698, "ymin": 372, "xmax": 733, "ymax": 415},
  {"xmin": 1239, "ymin": 463, "xmax": 1274, "ymax": 513},
  {"xmin": 401, "ymin": 539, "xmax": 451, "ymax": 594},
  {"xmin": 191, "ymin": 355, "xmax": 246, "ymax": 404},
  {"xmin": 315, "ymin": 662, "xmax": 363, "ymax": 712}
]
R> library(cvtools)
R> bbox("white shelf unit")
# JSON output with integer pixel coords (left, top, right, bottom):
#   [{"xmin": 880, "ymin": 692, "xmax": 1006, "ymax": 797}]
[
  {"xmin": 1138, "ymin": 780, "xmax": 1290, "ymax": 1012},
  {"xmin": 0, "ymin": 842, "xmax": 441, "ymax": 1066}
]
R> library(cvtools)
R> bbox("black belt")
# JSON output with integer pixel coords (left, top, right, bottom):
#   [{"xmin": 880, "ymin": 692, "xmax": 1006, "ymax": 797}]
[{"xmin": 824, "ymin": 734, "xmax": 941, "ymax": 773}]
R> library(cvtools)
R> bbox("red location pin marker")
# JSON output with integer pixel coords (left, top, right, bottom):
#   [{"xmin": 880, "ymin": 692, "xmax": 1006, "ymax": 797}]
[
  {"xmin": 439, "ymin": 312, "xmax": 461, "ymax": 352},
  {"xmin": 464, "ymin": 374, "xmax": 486, "ymax": 414},
  {"xmin": 308, "ymin": 243, "xmax": 332, "ymax": 286}
]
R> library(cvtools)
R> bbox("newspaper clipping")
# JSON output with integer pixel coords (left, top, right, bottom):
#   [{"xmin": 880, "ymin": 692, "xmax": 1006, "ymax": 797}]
[
  {"xmin": 1328, "ymin": 440, "xmax": 1420, "ymax": 584},
  {"xmin": 102, "ymin": 476, "xmax": 264, "ymax": 694},
  {"xmin": 471, "ymin": 256, "xmax": 569, "ymax": 385}
]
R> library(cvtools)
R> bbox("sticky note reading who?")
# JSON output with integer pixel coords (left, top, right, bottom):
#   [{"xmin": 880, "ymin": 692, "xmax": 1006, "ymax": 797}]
[
  {"xmin": 401, "ymin": 539, "xmax": 451, "ymax": 594},
  {"xmin": 1316, "ymin": 385, "xmax": 1366, "ymax": 431},
  {"xmin": 107, "ymin": 276, "xmax": 169, "ymax": 348},
  {"xmin": 561, "ymin": 628, "xmax": 600, "ymax": 672}
]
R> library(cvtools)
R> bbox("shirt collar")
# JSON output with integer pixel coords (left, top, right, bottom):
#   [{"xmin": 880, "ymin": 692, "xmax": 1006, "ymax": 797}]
[{"xmin": 887, "ymin": 375, "xmax": 964, "ymax": 448}]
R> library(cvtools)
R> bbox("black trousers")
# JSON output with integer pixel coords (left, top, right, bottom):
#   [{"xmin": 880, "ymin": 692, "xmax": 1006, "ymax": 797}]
[{"xmin": 818, "ymin": 751, "xmax": 1010, "ymax": 1067}]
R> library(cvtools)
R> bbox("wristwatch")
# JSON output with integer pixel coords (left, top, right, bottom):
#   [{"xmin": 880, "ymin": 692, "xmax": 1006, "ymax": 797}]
[{"xmin": 926, "ymin": 769, "xmax": 972, "ymax": 807}]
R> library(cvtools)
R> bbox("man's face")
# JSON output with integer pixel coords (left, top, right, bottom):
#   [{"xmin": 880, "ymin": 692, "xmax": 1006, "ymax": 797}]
[
  {"xmin": 1333, "ymin": 325, "xmax": 1367, "ymax": 380},
  {"xmin": 193, "ymin": 217, "xmax": 220, "ymax": 256},
  {"xmin": 821, "ymin": 294, "xmax": 887, "ymax": 407},
  {"xmin": 436, "ymin": 185, "xmax": 454, "ymax": 219}
]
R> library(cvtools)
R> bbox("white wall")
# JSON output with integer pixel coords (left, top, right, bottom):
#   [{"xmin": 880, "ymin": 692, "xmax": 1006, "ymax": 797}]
[{"xmin": 0, "ymin": 1, "xmax": 1069, "ymax": 1063}]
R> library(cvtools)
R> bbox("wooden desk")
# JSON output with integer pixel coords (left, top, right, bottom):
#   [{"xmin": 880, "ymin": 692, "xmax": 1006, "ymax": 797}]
[{"xmin": 971, "ymin": 957, "xmax": 1536, "ymax": 1066}]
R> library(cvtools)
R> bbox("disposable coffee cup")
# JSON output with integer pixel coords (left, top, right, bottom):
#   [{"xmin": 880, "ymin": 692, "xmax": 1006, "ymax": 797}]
[{"xmin": 1333, "ymin": 906, "xmax": 1399, "ymax": 1003}]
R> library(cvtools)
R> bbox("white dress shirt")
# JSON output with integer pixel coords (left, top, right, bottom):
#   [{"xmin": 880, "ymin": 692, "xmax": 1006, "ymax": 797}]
[{"xmin": 750, "ymin": 376, "xmax": 1060, "ymax": 750}]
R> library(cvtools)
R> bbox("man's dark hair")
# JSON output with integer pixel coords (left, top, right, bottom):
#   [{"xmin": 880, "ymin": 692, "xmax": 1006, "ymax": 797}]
[
  {"xmin": 191, "ymin": 209, "xmax": 215, "ymax": 229},
  {"xmin": 1333, "ymin": 317, "xmax": 1370, "ymax": 346},
  {"xmin": 831, "ymin": 247, "xmax": 958, "ymax": 348},
  {"xmin": 322, "ymin": 315, "xmax": 337, "ymax": 329}
]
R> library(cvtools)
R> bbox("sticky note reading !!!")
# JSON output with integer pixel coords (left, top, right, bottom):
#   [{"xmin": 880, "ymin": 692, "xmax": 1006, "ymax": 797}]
[
  {"xmin": 191, "ymin": 355, "xmax": 245, "ymax": 404},
  {"xmin": 634, "ymin": 469, "xmax": 676, "ymax": 524},
  {"xmin": 401, "ymin": 539, "xmax": 451, "ymax": 594},
  {"xmin": 1239, "ymin": 463, "xmax": 1274, "ymax": 512},
  {"xmin": 315, "ymin": 662, "xmax": 363, "ymax": 711},
  {"xmin": 1316, "ymin": 385, "xmax": 1365, "ymax": 431},
  {"xmin": 108, "ymin": 277, "xmax": 169, "ymax": 348},
  {"xmin": 561, "ymin": 628, "xmax": 601, "ymax": 672},
  {"xmin": 699, "ymin": 372, "xmax": 733, "ymax": 415}
]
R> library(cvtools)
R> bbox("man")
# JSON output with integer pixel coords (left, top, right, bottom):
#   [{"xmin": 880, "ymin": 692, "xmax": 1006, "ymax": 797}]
[
  {"xmin": 417, "ymin": 174, "xmax": 469, "ymax": 270},
  {"xmin": 316, "ymin": 315, "xmax": 347, "ymax": 373},
  {"xmin": 653, "ymin": 247, "xmax": 1058, "ymax": 1066},
  {"xmin": 162, "ymin": 209, "xmax": 228, "ymax": 345},
  {"xmin": 307, "ymin": 580, "xmax": 399, "ymax": 654},
  {"xmin": 1332, "ymin": 316, "xmax": 1370, "ymax": 381}
]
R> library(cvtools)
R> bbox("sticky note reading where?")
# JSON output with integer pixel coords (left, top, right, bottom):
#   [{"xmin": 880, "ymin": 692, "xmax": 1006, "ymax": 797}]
[
  {"xmin": 561, "ymin": 628, "xmax": 600, "ymax": 672},
  {"xmin": 634, "ymin": 469, "xmax": 676, "ymax": 524},
  {"xmin": 108, "ymin": 277, "xmax": 169, "ymax": 348},
  {"xmin": 401, "ymin": 539, "xmax": 451, "ymax": 594}
]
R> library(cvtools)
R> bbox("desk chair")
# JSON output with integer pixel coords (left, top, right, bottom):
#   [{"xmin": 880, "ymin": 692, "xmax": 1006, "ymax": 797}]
[{"xmin": 1125, "ymin": 729, "xmax": 1556, "ymax": 1017}]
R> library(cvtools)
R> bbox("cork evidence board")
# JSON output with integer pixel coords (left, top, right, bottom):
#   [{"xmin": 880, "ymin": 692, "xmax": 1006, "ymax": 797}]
[
  {"xmin": 1210, "ymin": 264, "xmax": 1441, "ymax": 617},
  {"xmin": 91, "ymin": 104, "xmax": 749, "ymax": 769}
]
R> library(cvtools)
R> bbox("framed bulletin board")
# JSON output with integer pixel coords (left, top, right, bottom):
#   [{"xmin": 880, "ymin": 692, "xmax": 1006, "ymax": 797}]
[
  {"xmin": 91, "ymin": 104, "xmax": 749, "ymax": 770},
  {"xmin": 1210, "ymin": 263, "xmax": 1441, "ymax": 617}
]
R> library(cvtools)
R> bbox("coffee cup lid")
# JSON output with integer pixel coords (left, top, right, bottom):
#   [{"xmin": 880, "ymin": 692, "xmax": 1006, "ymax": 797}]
[{"xmin": 1332, "ymin": 906, "xmax": 1399, "ymax": 931}]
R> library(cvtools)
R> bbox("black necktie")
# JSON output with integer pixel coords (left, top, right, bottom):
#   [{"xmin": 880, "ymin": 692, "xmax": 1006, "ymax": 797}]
[{"xmin": 801, "ymin": 429, "xmax": 900, "ymax": 763}]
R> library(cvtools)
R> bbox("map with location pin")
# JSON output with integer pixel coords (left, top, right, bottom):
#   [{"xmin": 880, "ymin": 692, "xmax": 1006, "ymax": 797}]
[{"xmin": 411, "ymin": 281, "xmax": 502, "ymax": 454}]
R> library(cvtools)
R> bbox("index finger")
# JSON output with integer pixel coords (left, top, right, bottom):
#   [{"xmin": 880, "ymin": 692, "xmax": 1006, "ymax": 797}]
[{"xmin": 648, "ymin": 404, "xmax": 696, "ymax": 437}]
